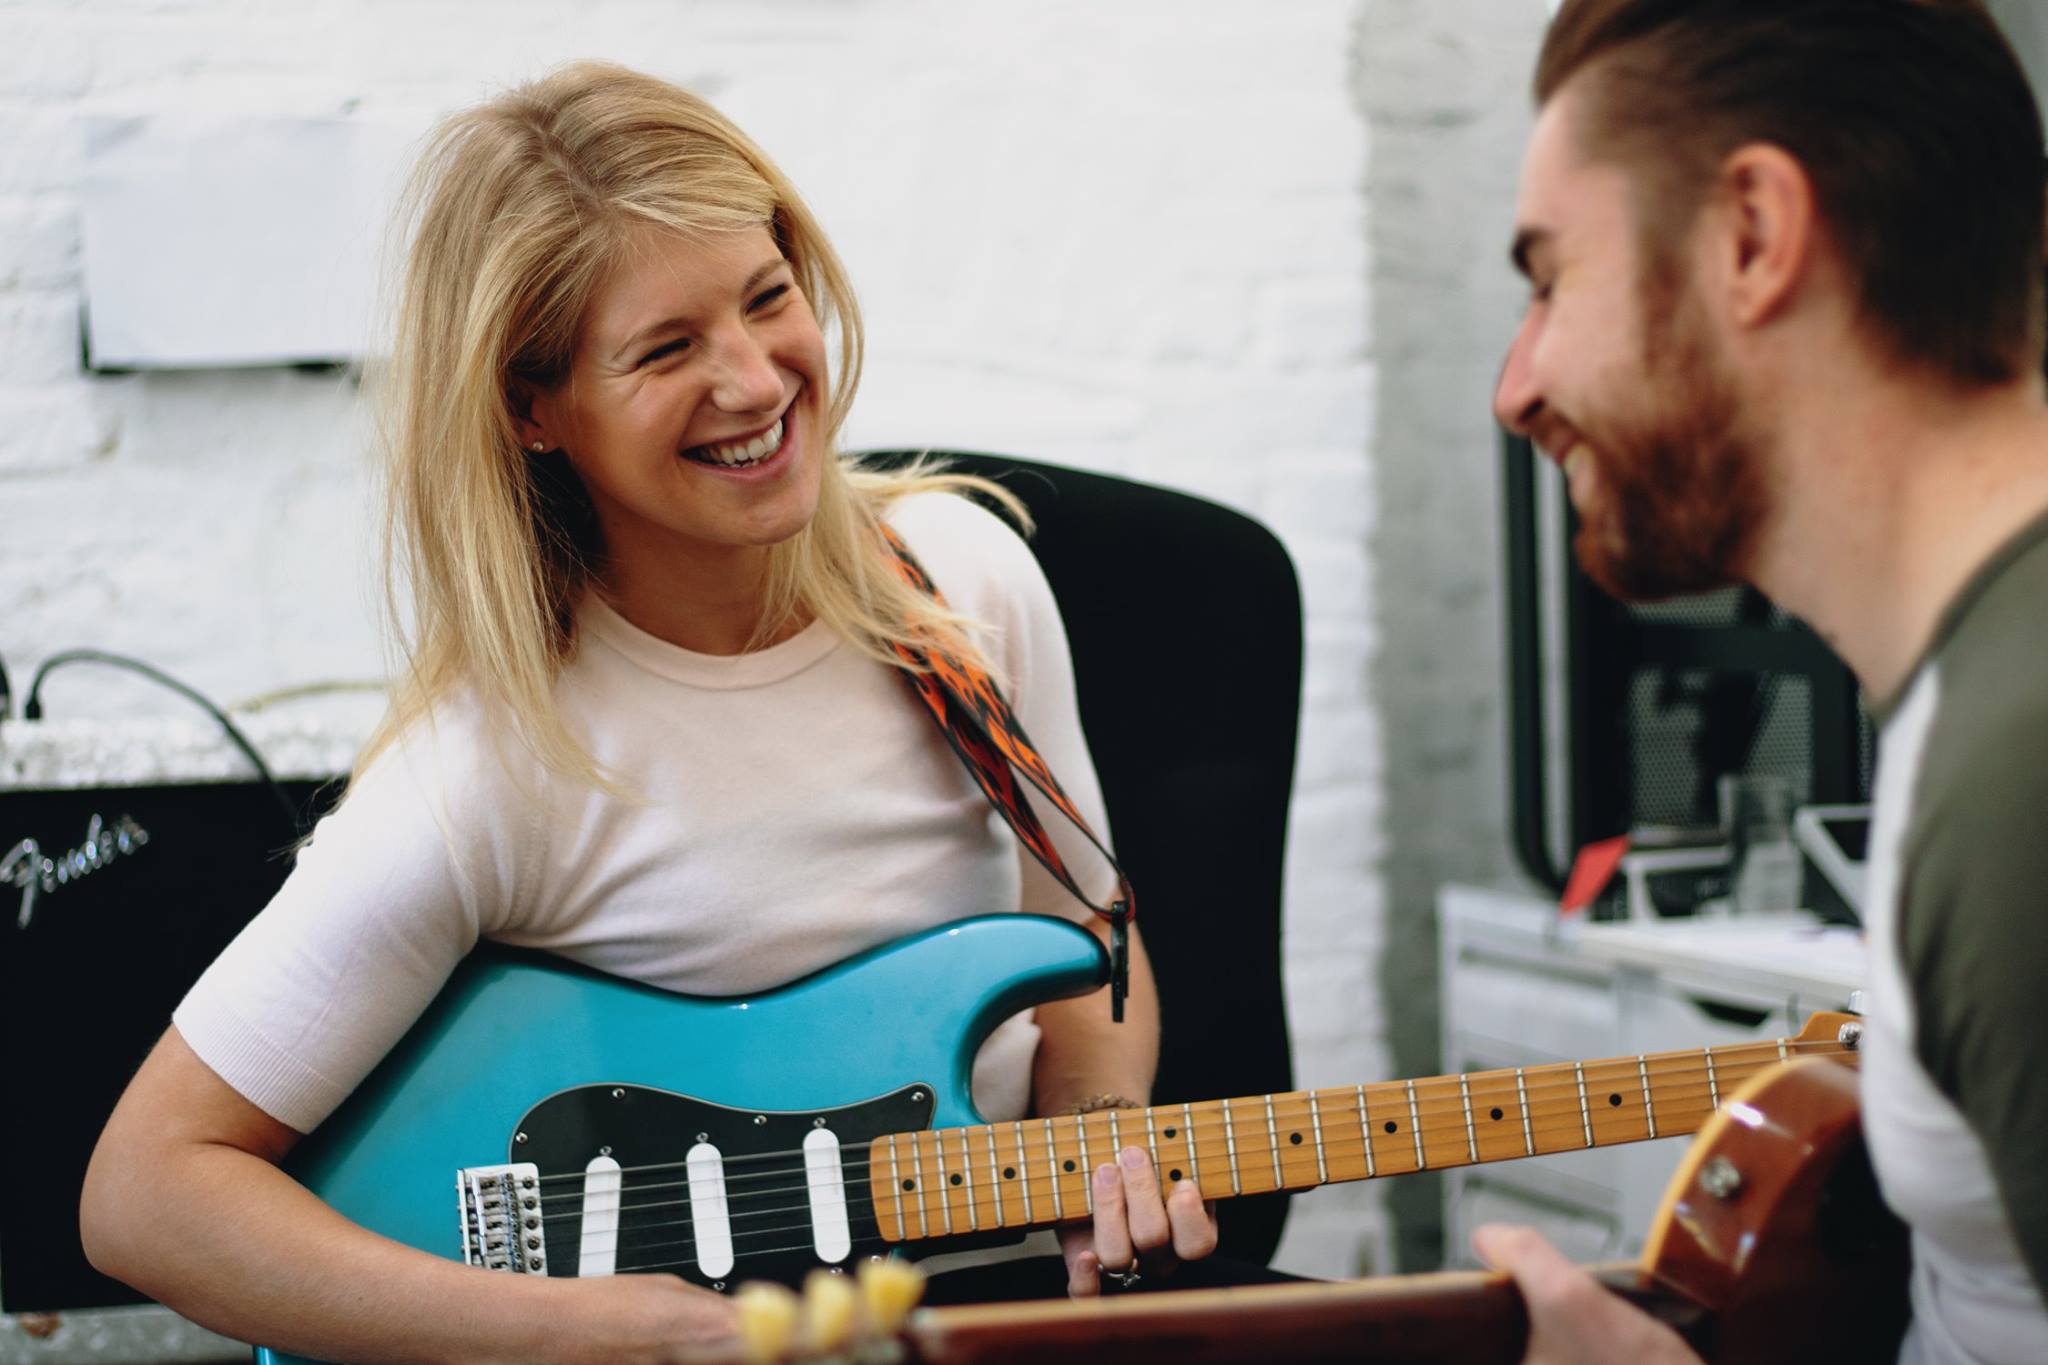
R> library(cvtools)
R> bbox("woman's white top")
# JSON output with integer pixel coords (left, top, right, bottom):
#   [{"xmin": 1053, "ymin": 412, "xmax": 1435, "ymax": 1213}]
[{"xmin": 173, "ymin": 492, "xmax": 1116, "ymax": 1135}]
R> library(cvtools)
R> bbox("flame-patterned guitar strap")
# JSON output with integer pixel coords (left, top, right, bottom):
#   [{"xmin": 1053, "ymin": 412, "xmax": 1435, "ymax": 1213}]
[{"xmin": 879, "ymin": 524, "xmax": 1137, "ymax": 1020}]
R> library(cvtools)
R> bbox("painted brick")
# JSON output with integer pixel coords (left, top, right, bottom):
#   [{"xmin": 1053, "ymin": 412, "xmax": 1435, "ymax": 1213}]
[
  {"xmin": 0, "ymin": 13, "xmax": 92, "ymax": 99},
  {"xmin": 0, "ymin": 195, "xmax": 80, "ymax": 290},
  {"xmin": 0, "ymin": 105, "xmax": 82, "ymax": 194},
  {"xmin": 0, "ymin": 385, "xmax": 118, "ymax": 471},
  {"xmin": 0, "ymin": 292, "xmax": 85, "ymax": 382}
]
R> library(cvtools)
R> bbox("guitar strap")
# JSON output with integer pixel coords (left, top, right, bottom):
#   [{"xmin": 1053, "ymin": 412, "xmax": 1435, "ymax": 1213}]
[{"xmin": 879, "ymin": 524, "xmax": 1137, "ymax": 1021}]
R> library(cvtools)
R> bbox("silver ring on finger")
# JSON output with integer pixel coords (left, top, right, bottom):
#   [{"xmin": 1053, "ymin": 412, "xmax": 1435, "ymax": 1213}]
[{"xmin": 1100, "ymin": 1262, "xmax": 1142, "ymax": 1291}]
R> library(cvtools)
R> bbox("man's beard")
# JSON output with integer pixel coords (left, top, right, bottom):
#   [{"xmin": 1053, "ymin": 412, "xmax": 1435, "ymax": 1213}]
[{"xmin": 1571, "ymin": 272, "xmax": 1767, "ymax": 602}]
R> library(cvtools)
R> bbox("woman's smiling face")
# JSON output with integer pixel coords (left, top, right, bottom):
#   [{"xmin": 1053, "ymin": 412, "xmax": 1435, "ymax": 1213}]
[{"xmin": 529, "ymin": 223, "xmax": 830, "ymax": 599}]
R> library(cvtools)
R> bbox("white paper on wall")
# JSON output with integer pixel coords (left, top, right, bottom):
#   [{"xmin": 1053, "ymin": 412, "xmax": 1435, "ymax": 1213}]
[{"xmin": 81, "ymin": 115, "xmax": 421, "ymax": 369}]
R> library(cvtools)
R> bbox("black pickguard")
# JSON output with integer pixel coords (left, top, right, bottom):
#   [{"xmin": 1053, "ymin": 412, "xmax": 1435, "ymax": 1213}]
[{"xmin": 509, "ymin": 1082, "xmax": 1018, "ymax": 1289}]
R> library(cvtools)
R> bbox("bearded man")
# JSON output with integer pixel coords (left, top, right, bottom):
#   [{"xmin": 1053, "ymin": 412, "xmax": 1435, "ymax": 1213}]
[{"xmin": 1481, "ymin": 2, "xmax": 2048, "ymax": 1362}]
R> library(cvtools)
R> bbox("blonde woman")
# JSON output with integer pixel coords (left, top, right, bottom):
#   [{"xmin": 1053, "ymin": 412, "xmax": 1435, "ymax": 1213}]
[{"xmin": 78, "ymin": 63, "xmax": 1243, "ymax": 1362}]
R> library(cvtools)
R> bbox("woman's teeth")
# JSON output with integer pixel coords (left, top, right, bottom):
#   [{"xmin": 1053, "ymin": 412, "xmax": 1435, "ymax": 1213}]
[{"xmin": 685, "ymin": 418, "xmax": 783, "ymax": 467}]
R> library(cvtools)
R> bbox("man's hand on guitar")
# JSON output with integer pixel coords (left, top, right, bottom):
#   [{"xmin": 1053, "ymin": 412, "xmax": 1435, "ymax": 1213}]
[
  {"xmin": 1059, "ymin": 1145, "xmax": 1219, "ymax": 1298},
  {"xmin": 1473, "ymin": 1224, "xmax": 1701, "ymax": 1365}
]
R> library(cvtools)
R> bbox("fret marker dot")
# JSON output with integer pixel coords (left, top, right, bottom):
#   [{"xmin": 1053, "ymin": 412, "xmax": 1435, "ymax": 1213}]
[
  {"xmin": 1170, "ymin": 1169, "xmax": 1183, "ymax": 1182},
  {"xmin": 949, "ymin": 1174, "xmax": 962, "ymax": 1186},
  {"xmin": 1164, "ymin": 1127, "xmax": 1177, "ymax": 1139},
  {"xmin": 1003, "ymin": 1167, "xmax": 1016, "ymax": 1180},
  {"xmin": 1608, "ymin": 1093, "xmax": 1622, "ymax": 1107},
  {"xmin": 1490, "ymin": 1107, "xmax": 1504, "ymax": 1121},
  {"xmin": 1290, "ymin": 1132, "xmax": 1303, "ymax": 1145},
  {"xmin": 1384, "ymin": 1120, "xmax": 1398, "ymax": 1134},
  {"xmin": 1064, "ymin": 1160, "xmax": 1077, "ymax": 1172},
  {"xmin": 902, "ymin": 1179, "xmax": 915, "ymax": 1191}
]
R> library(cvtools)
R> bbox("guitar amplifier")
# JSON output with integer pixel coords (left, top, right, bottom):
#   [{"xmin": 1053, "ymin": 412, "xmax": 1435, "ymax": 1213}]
[{"xmin": 0, "ymin": 770, "xmax": 343, "ymax": 1316}]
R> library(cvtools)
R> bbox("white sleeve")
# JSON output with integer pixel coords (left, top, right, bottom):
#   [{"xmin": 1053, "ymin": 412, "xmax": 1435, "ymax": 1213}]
[
  {"xmin": 892, "ymin": 492, "xmax": 1120, "ymax": 923},
  {"xmin": 171, "ymin": 708, "xmax": 535, "ymax": 1133}
]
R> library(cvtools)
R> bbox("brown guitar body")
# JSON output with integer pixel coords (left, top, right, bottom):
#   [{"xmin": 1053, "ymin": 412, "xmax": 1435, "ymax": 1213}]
[
  {"xmin": 901, "ymin": 1056, "xmax": 1909, "ymax": 1364},
  {"xmin": 1640, "ymin": 1054, "xmax": 1909, "ymax": 1362}
]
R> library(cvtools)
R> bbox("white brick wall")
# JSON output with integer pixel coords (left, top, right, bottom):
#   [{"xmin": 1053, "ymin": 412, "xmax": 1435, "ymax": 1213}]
[{"xmin": 0, "ymin": 0, "xmax": 1388, "ymax": 1281}]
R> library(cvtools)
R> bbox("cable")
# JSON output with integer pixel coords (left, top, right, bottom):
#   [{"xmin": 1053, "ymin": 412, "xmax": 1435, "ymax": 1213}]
[
  {"xmin": 232, "ymin": 679, "xmax": 387, "ymax": 714},
  {"xmin": 23, "ymin": 649, "xmax": 305, "ymax": 840},
  {"xmin": 0, "ymin": 647, "xmax": 11, "ymax": 721}
]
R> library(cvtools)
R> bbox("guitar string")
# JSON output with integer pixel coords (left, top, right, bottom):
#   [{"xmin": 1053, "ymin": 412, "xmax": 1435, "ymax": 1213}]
[
  {"xmin": 509, "ymin": 1044, "xmax": 1844, "ymax": 1203},
  {"xmin": 545, "ymin": 1093, "xmax": 1745, "ymax": 1258},
  {"xmin": 517, "ymin": 1088, "xmax": 1763, "ymax": 1250},
  {"xmin": 516, "ymin": 1061, "xmax": 1836, "ymax": 1235},
  {"xmin": 524, "ymin": 1066, "xmax": 1801, "ymax": 1225},
  {"xmin": 515, "ymin": 1040, "xmax": 1849, "ymax": 1195},
  {"xmin": 527, "ymin": 1062, "xmax": 1832, "ymax": 1268}
]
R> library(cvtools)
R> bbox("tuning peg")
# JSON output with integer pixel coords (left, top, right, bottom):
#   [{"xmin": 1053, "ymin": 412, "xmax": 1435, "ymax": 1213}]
[
  {"xmin": 734, "ymin": 1281, "xmax": 800, "ymax": 1364},
  {"xmin": 857, "ymin": 1257, "xmax": 926, "ymax": 1336},
  {"xmin": 801, "ymin": 1269, "xmax": 860, "ymax": 1352}
]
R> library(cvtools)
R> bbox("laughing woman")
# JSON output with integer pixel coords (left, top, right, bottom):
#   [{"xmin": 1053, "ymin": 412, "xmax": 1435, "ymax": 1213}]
[{"xmin": 77, "ymin": 63, "xmax": 1232, "ymax": 1362}]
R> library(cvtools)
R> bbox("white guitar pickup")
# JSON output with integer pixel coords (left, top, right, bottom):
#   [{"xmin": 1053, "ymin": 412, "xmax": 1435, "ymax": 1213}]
[{"xmin": 458, "ymin": 1163, "xmax": 546, "ymax": 1274}]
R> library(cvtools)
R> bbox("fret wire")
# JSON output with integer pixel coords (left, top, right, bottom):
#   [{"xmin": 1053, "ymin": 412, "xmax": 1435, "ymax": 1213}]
[
  {"xmin": 985, "ymin": 1125, "xmax": 1003, "ymax": 1226},
  {"xmin": 936, "ymin": 1131, "xmax": 956, "ymax": 1234},
  {"xmin": 1458, "ymin": 1074, "xmax": 1478, "ymax": 1164},
  {"xmin": 1308, "ymin": 1090, "xmax": 1328, "ymax": 1184},
  {"xmin": 1637, "ymin": 1056, "xmax": 1657, "ymax": 1139},
  {"xmin": 1107, "ymin": 1108, "xmax": 1123, "ymax": 1168},
  {"xmin": 1222, "ymin": 1098, "xmax": 1243, "ymax": 1195},
  {"xmin": 1144, "ymin": 1106, "xmax": 1160, "ymax": 1177},
  {"xmin": 1777, "ymin": 1037, "xmax": 1789, "ymax": 1062},
  {"xmin": 1405, "ymin": 1081, "xmax": 1425, "ymax": 1169},
  {"xmin": 1705, "ymin": 1048, "xmax": 1720, "ymax": 1109},
  {"xmin": 1574, "ymin": 1062, "xmax": 1593, "ymax": 1147},
  {"xmin": 1515, "ymin": 1068, "xmax": 1535, "ymax": 1156},
  {"xmin": 1077, "ymin": 1112, "xmax": 1091, "ymax": 1194},
  {"xmin": 887, "ymin": 1134, "xmax": 906, "ymax": 1240},
  {"xmin": 1263, "ymin": 1094, "xmax": 1283, "ymax": 1190},
  {"xmin": 1013, "ymin": 1121, "xmax": 1033, "ymax": 1224},
  {"xmin": 1044, "ymin": 1118, "xmax": 1063, "ymax": 1221},
  {"xmin": 1356, "ymin": 1084, "xmax": 1376, "ymax": 1177},
  {"xmin": 958, "ymin": 1127, "xmax": 976, "ymax": 1231},
  {"xmin": 1183, "ymin": 1102, "xmax": 1201, "ymax": 1191}
]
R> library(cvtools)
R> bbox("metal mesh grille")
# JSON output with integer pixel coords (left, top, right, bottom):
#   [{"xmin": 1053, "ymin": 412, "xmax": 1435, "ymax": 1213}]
[{"xmin": 1623, "ymin": 670, "xmax": 1817, "ymax": 827}]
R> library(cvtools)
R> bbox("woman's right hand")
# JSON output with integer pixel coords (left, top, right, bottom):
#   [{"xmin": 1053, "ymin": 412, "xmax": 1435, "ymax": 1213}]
[{"xmin": 547, "ymin": 1273, "xmax": 739, "ymax": 1364}]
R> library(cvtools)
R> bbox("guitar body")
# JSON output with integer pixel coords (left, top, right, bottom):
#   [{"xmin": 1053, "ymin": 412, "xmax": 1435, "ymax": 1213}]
[
  {"xmin": 1641, "ymin": 1054, "xmax": 1909, "ymax": 1362},
  {"xmin": 254, "ymin": 914, "xmax": 1108, "ymax": 1365}
]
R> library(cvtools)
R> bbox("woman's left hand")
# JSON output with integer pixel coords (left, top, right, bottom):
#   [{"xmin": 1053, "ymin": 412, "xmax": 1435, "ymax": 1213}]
[{"xmin": 1058, "ymin": 1144, "xmax": 1219, "ymax": 1297}]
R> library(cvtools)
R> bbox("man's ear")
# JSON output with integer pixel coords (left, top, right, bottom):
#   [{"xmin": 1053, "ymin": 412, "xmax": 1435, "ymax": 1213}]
[{"xmin": 1713, "ymin": 142, "xmax": 1817, "ymax": 330}]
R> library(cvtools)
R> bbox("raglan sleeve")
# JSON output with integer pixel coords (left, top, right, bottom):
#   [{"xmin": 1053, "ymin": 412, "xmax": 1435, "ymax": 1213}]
[{"xmin": 1900, "ymin": 737, "xmax": 2048, "ymax": 1301}]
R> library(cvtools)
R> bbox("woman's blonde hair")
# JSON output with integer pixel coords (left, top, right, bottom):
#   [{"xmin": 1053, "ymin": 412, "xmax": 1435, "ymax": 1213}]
[{"xmin": 362, "ymin": 61, "xmax": 1020, "ymax": 786}]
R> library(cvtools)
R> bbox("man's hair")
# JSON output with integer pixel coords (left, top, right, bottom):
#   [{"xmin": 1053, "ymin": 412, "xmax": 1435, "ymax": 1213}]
[{"xmin": 1537, "ymin": 0, "xmax": 2047, "ymax": 385}]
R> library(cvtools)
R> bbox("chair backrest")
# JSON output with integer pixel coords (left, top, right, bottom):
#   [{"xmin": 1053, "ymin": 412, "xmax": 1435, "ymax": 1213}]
[{"xmin": 861, "ymin": 450, "xmax": 1304, "ymax": 1266}]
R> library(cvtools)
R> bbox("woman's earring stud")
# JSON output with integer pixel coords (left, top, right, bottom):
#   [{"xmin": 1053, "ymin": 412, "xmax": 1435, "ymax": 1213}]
[{"xmin": 530, "ymin": 441, "xmax": 545, "ymax": 453}]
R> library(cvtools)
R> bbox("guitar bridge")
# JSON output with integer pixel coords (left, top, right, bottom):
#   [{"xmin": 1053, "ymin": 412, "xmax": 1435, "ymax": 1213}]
[{"xmin": 458, "ymin": 1163, "xmax": 546, "ymax": 1274}]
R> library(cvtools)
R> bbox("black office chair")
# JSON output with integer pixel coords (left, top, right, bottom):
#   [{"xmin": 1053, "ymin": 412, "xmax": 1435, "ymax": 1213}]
[{"xmin": 860, "ymin": 449, "xmax": 1305, "ymax": 1267}]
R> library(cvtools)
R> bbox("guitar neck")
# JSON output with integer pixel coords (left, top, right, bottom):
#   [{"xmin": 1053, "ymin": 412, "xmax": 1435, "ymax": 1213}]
[{"xmin": 868, "ymin": 1025, "xmax": 1854, "ymax": 1244}]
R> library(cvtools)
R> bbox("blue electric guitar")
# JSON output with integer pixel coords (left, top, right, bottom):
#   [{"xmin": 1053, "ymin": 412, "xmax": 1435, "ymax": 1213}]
[{"xmin": 255, "ymin": 915, "xmax": 1860, "ymax": 1365}]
